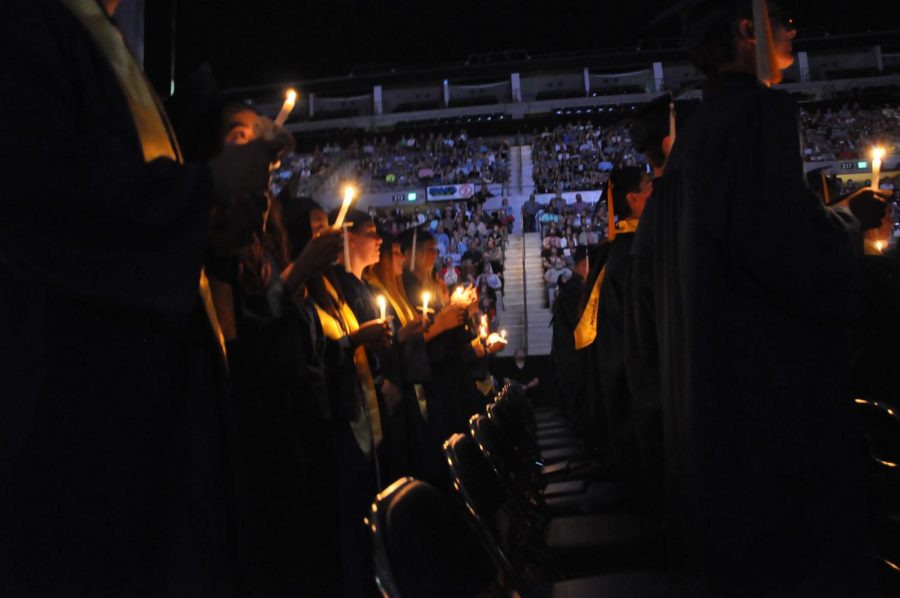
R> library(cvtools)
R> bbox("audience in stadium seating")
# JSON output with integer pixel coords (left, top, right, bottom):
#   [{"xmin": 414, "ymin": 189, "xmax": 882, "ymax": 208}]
[
  {"xmin": 800, "ymin": 102, "xmax": 900, "ymax": 161},
  {"xmin": 356, "ymin": 130, "xmax": 511, "ymax": 191},
  {"xmin": 531, "ymin": 122, "xmax": 642, "ymax": 193}
]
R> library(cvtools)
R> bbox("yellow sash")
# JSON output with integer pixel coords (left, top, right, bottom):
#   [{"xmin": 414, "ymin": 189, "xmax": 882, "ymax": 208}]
[
  {"xmin": 62, "ymin": 0, "xmax": 226, "ymax": 359},
  {"xmin": 313, "ymin": 278, "xmax": 383, "ymax": 454},
  {"xmin": 574, "ymin": 267, "xmax": 605, "ymax": 350},
  {"xmin": 572, "ymin": 218, "xmax": 638, "ymax": 350}
]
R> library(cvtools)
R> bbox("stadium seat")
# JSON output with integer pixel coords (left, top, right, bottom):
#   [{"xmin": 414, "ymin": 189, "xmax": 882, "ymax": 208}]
[
  {"xmin": 370, "ymin": 476, "xmax": 679, "ymax": 597},
  {"xmin": 451, "ymin": 425, "xmax": 659, "ymax": 577}
]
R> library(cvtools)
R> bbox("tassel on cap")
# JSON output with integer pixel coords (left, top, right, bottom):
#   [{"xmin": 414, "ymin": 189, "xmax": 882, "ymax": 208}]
[{"xmin": 752, "ymin": 0, "xmax": 782, "ymax": 86}]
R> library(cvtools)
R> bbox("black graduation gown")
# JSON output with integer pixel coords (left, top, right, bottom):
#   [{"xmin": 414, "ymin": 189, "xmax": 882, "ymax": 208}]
[
  {"xmin": 226, "ymin": 270, "xmax": 310, "ymax": 597},
  {"xmin": 623, "ymin": 180, "xmax": 667, "ymax": 523},
  {"xmin": 402, "ymin": 272, "xmax": 476, "ymax": 441},
  {"xmin": 651, "ymin": 72, "xmax": 875, "ymax": 595},
  {"xmin": 1, "ymin": 2, "xmax": 238, "ymax": 596},
  {"xmin": 852, "ymin": 250, "xmax": 900, "ymax": 402},
  {"xmin": 595, "ymin": 233, "xmax": 641, "ymax": 494},
  {"xmin": 575, "ymin": 243, "xmax": 612, "ymax": 448},
  {"xmin": 551, "ymin": 272, "xmax": 586, "ymax": 418}
]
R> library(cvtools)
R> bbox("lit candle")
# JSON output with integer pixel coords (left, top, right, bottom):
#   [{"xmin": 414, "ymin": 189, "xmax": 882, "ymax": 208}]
[
  {"xmin": 342, "ymin": 223, "xmax": 352, "ymax": 272},
  {"xmin": 871, "ymin": 146, "xmax": 886, "ymax": 190},
  {"xmin": 501, "ymin": 329, "xmax": 507, "ymax": 340},
  {"xmin": 333, "ymin": 185, "xmax": 357, "ymax": 230},
  {"xmin": 377, "ymin": 295, "xmax": 387, "ymax": 322},
  {"xmin": 421, "ymin": 292, "xmax": 431, "ymax": 317},
  {"xmin": 479, "ymin": 314, "xmax": 489, "ymax": 339},
  {"xmin": 274, "ymin": 88, "xmax": 298, "ymax": 128},
  {"xmin": 875, "ymin": 240, "xmax": 886, "ymax": 254}
]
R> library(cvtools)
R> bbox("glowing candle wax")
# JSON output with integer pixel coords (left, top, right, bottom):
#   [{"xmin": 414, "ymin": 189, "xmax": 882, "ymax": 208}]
[{"xmin": 274, "ymin": 89, "xmax": 297, "ymax": 128}]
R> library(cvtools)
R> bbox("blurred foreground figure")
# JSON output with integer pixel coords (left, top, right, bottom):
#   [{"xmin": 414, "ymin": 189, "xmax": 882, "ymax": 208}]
[
  {"xmin": 646, "ymin": 1, "xmax": 888, "ymax": 595},
  {"xmin": 0, "ymin": 1, "xmax": 286, "ymax": 595}
]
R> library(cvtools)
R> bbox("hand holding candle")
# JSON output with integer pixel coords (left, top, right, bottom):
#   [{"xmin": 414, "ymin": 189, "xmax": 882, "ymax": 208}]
[
  {"xmin": 274, "ymin": 89, "xmax": 298, "ymax": 128},
  {"xmin": 871, "ymin": 146, "xmax": 886, "ymax": 190}
]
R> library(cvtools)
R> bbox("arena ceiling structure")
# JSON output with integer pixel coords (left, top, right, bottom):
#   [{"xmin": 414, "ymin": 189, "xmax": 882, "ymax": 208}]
[{"xmin": 145, "ymin": 0, "xmax": 900, "ymax": 93}]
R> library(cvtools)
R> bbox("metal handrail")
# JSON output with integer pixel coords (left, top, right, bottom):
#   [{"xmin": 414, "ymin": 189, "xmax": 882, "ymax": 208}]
[{"xmin": 521, "ymin": 228, "xmax": 529, "ymax": 353}]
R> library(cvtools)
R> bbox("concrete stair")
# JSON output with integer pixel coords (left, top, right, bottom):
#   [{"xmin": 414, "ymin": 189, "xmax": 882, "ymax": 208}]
[{"xmin": 498, "ymin": 232, "xmax": 553, "ymax": 356}]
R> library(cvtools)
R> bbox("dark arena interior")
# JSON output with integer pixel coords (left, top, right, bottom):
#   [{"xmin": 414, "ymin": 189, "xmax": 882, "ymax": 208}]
[{"xmin": 2, "ymin": 1, "xmax": 900, "ymax": 596}]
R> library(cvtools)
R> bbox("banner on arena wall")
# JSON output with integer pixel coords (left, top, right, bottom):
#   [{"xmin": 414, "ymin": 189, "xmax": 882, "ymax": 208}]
[{"xmin": 426, "ymin": 184, "xmax": 476, "ymax": 201}]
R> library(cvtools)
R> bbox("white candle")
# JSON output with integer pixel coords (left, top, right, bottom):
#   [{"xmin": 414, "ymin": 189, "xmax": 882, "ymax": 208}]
[
  {"xmin": 342, "ymin": 223, "xmax": 352, "ymax": 272},
  {"xmin": 333, "ymin": 186, "xmax": 356, "ymax": 230},
  {"xmin": 501, "ymin": 329, "xmax": 507, "ymax": 340},
  {"xmin": 479, "ymin": 314, "xmax": 489, "ymax": 339},
  {"xmin": 377, "ymin": 295, "xmax": 387, "ymax": 322},
  {"xmin": 872, "ymin": 147, "xmax": 886, "ymax": 190},
  {"xmin": 421, "ymin": 292, "xmax": 430, "ymax": 317},
  {"xmin": 669, "ymin": 98, "xmax": 676, "ymax": 145},
  {"xmin": 274, "ymin": 89, "xmax": 297, "ymax": 128}
]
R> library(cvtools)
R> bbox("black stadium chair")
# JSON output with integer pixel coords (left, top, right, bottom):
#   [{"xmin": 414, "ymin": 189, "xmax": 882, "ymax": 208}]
[
  {"xmin": 854, "ymin": 398, "xmax": 900, "ymax": 593},
  {"xmin": 452, "ymin": 424, "xmax": 659, "ymax": 578},
  {"xmin": 368, "ymin": 477, "xmax": 505, "ymax": 598},
  {"xmin": 474, "ymin": 410, "xmax": 629, "ymax": 516}
]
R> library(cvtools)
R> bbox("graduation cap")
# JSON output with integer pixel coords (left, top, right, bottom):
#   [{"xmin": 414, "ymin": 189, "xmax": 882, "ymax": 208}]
[
  {"xmin": 609, "ymin": 167, "xmax": 646, "ymax": 219},
  {"xmin": 650, "ymin": 0, "xmax": 786, "ymax": 86},
  {"xmin": 328, "ymin": 208, "xmax": 371, "ymax": 230},
  {"xmin": 629, "ymin": 94, "xmax": 692, "ymax": 169},
  {"xmin": 630, "ymin": 94, "xmax": 673, "ymax": 154}
]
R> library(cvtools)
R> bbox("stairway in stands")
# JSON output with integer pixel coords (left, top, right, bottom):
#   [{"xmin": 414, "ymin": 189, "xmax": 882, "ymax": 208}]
[{"xmin": 500, "ymin": 232, "xmax": 553, "ymax": 356}]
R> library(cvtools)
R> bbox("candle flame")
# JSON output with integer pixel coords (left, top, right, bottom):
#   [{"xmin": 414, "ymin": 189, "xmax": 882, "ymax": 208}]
[
  {"xmin": 377, "ymin": 295, "xmax": 387, "ymax": 321},
  {"xmin": 274, "ymin": 88, "xmax": 299, "ymax": 127},
  {"xmin": 876, "ymin": 241, "xmax": 886, "ymax": 253},
  {"xmin": 872, "ymin": 147, "xmax": 886, "ymax": 161}
]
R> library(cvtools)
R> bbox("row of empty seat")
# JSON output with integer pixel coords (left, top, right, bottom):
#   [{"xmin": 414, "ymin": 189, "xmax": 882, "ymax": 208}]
[{"xmin": 367, "ymin": 383, "xmax": 679, "ymax": 597}]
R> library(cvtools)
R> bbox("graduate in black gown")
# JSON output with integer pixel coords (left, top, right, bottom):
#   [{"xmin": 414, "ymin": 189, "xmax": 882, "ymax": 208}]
[
  {"xmin": 550, "ymin": 245, "xmax": 591, "ymax": 419},
  {"xmin": 595, "ymin": 168, "xmax": 653, "ymax": 494},
  {"xmin": 645, "ymin": 1, "xmax": 888, "ymax": 594},
  {"xmin": 365, "ymin": 231, "xmax": 449, "ymax": 487},
  {"xmin": 285, "ymin": 201, "xmax": 390, "ymax": 597},
  {"xmin": 400, "ymin": 229, "xmax": 474, "ymax": 441},
  {"xmin": 0, "ymin": 2, "xmax": 287, "ymax": 595},
  {"xmin": 622, "ymin": 96, "xmax": 684, "ymax": 525}
]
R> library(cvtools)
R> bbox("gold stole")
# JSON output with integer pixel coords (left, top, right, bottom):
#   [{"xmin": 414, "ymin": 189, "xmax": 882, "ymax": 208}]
[
  {"xmin": 573, "ymin": 218, "xmax": 639, "ymax": 349},
  {"xmin": 574, "ymin": 267, "xmax": 605, "ymax": 350},
  {"xmin": 61, "ymin": 0, "xmax": 226, "ymax": 358},
  {"xmin": 366, "ymin": 278, "xmax": 429, "ymax": 419},
  {"xmin": 313, "ymin": 278, "xmax": 383, "ymax": 454}
]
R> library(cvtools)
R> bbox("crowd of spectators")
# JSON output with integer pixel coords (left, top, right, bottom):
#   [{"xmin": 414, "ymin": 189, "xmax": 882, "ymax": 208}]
[
  {"xmin": 271, "ymin": 146, "xmax": 341, "ymax": 196},
  {"xmin": 799, "ymin": 102, "xmax": 900, "ymax": 161},
  {"xmin": 371, "ymin": 198, "xmax": 514, "ymax": 318},
  {"xmin": 355, "ymin": 131, "xmax": 511, "ymax": 191},
  {"xmin": 531, "ymin": 122, "xmax": 643, "ymax": 193},
  {"xmin": 526, "ymin": 192, "xmax": 608, "ymax": 306}
]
